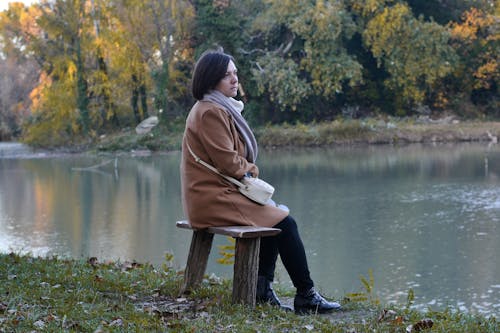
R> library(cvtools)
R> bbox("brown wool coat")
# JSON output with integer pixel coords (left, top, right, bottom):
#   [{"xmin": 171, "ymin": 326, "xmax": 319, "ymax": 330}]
[{"xmin": 180, "ymin": 101, "xmax": 288, "ymax": 228}]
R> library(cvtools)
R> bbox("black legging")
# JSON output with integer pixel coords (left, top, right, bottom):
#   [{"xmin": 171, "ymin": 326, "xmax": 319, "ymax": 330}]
[{"xmin": 258, "ymin": 215, "xmax": 314, "ymax": 293}]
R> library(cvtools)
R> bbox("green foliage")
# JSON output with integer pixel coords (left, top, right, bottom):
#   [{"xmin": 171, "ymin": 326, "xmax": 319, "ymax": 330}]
[
  {"xmin": 252, "ymin": 53, "xmax": 311, "ymax": 111},
  {"xmin": 363, "ymin": 3, "xmax": 457, "ymax": 112},
  {"xmin": 345, "ymin": 269, "xmax": 380, "ymax": 305},
  {"xmin": 192, "ymin": 0, "xmax": 249, "ymax": 56},
  {"xmin": 406, "ymin": 287, "xmax": 415, "ymax": 309},
  {"xmin": 250, "ymin": 0, "xmax": 362, "ymax": 113},
  {"xmin": 216, "ymin": 237, "xmax": 236, "ymax": 265}
]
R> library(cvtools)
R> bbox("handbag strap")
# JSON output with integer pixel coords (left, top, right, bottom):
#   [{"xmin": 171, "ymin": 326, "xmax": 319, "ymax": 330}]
[{"xmin": 185, "ymin": 140, "xmax": 246, "ymax": 189}]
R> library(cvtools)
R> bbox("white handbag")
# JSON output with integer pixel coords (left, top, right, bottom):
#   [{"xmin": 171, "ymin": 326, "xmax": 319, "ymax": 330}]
[
  {"xmin": 238, "ymin": 176, "xmax": 275, "ymax": 205},
  {"xmin": 186, "ymin": 142, "xmax": 274, "ymax": 205}
]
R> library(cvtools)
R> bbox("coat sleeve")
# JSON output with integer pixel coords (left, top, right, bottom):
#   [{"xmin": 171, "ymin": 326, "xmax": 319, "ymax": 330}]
[{"xmin": 197, "ymin": 107, "xmax": 258, "ymax": 179}]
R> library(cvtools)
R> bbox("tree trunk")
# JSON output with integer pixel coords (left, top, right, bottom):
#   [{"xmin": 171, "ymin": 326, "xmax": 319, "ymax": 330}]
[
  {"xmin": 75, "ymin": 38, "xmax": 89, "ymax": 134},
  {"xmin": 131, "ymin": 74, "xmax": 143, "ymax": 124}
]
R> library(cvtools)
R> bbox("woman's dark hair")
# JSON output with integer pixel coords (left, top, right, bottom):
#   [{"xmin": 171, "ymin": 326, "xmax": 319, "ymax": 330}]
[{"xmin": 191, "ymin": 50, "xmax": 235, "ymax": 100}]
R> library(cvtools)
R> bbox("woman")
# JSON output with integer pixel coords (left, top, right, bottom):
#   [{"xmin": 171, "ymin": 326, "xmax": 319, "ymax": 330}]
[{"xmin": 180, "ymin": 50, "xmax": 341, "ymax": 314}]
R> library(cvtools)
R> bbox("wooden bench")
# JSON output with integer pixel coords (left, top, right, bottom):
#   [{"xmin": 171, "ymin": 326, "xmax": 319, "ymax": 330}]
[{"xmin": 176, "ymin": 220, "xmax": 281, "ymax": 306}]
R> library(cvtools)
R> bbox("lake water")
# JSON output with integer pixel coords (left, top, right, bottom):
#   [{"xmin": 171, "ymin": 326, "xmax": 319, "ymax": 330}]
[{"xmin": 1, "ymin": 142, "xmax": 499, "ymax": 317}]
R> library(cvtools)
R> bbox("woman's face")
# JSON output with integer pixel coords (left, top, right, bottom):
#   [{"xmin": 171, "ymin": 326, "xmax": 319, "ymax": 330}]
[{"xmin": 215, "ymin": 60, "xmax": 238, "ymax": 97}]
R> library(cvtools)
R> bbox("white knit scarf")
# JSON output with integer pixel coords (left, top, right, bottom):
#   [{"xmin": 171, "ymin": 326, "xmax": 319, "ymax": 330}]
[{"xmin": 202, "ymin": 90, "xmax": 258, "ymax": 162}]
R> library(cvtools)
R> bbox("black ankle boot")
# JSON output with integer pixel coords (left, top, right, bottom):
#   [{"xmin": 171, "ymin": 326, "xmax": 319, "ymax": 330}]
[
  {"xmin": 294, "ymin": 288, "xmax": 342, "ymax": 314},
  {"xmin": 256, "ymin": 276, "xmax": 292, "ymax": 311}
]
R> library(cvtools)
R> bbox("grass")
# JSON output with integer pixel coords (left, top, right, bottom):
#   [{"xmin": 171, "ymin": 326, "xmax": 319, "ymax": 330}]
[
  {"xmin": 255, "ymin": 118, "xmax": 500, "ymax": 147},
  {"xmin": 91, "ymin": 117, "xmax": 500, "ymax": 153},
  {"xmin": 95, "ymin": 126, "xmax": 184, "ymax": 153},
  {"xmin": 1, "ymin": 253, "xmax": 498, "ymax": 332}
]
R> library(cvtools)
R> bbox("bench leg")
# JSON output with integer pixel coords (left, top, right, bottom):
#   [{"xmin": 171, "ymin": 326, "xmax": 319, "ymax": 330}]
[
  {"xmin": 180, "ymin": 230, "xmax": 214, "ymax": 294},
  {"xmin": 232, "ymin": 237, "xmax": 260, "ymax": 306}
]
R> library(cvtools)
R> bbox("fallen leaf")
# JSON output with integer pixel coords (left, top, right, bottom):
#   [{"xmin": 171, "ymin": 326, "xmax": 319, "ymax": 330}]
[
  {"xmin": 88, "ymin": 257, "xmax": 98, "ymax": 267},
  {"xmin": 0, "ymin": 302, "xmax": 7, "ymax": 312},
  {"xmin": 120, "ymin": 263, "xmax": 129, "ymax": 271},
  {"xmin": 33, "ymin": 320, "xmax": 45, "ymax": 328},
  {"xmin": 46, "ymin": 314, "xmax": 57, "ymax": 322},
  {"xmin": 406, "ymin": 318, "xmax": 433, "ymax": 332},
  {"xmin": 391, "ymin": 316, "xmax": 405, "ymax": 325},
  {"xmin": 377, "ymin": 309, "xmax": 388, "ymax": 322},
  {"xmin": 378, "ymin": 309, "xmax": 397, "ymax": 322},
  {"xmin": 63, "ymin": 320, "xmax": 80, "ymax": 330},
  {"xmin": 109, "ymin": 318, "xmax": 123, "ymax": 327},
  {"xmin": 413, "ymin": 318, "xmax": 433, "ymax": 331},
  {"xmin": 120, "ymin": 261, "xmax": 141, "ymax": 271}
]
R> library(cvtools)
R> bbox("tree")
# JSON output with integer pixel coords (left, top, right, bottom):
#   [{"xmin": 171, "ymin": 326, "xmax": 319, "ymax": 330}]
[
  {"xmin": 191, "ymin": 0, "xmax": 247, "ymax": 57},
  {"xmin": 406, "ymin": 0, "xmax": 494, "ymax": 24},
  {"xmin": 95, "ymin": 0, "xmax": 150, "ymax": 125},
  {"xmin": 0, "ymin": 57, "xmax": 39, "ymax": 139},
  {"xmin": 86, "ymin": 0, "xmax": 120, "ymax": 129},
  {"xmin": 249, "ymin": 0, "xmax": 363, "ymax": 117},
  {"xmin": 0, "ymin": 3, "xmax": 41, "ymax": 139},
  {"xmin": 363, "ymin": 2, "xmax": 457, "ymax": 114},
  {"xmin": 448, "ymin": 6, "xmax": 499, "ymax": 116},
  {"xmin": 21, "ymin": 0, "xmax": 95, "ymax": 145},
  {"xmin": 111, "ymin": 0, "xmax": 195, "ymax": 122},
  {"xmin": 2, "ymin": 0, "xmax": 197, "ymax": 145}
]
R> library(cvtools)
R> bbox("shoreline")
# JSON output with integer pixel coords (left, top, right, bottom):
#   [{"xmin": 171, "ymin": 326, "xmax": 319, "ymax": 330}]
[
  {"xmin": 1, "ymin": 118, "xmax": 499, "ymax": 156},
  {"xmin": 91, "ymin": 118, "xmax": 500, "ymax": 153},
  {"xmin": 255, "ymin": 118, "xmax": 500, "ymax": 148}
]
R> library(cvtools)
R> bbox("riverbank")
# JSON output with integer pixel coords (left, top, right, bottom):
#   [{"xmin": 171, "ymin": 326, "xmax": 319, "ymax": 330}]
[
  {"xmin": 3, "ymin": 117, "xmax": 497, "ymax": 155},
  {"xmin": 1, "ymin": 253, "xmax": 497, "ymax": 332},
  {"xmin": 255, "ymin": 117, "xmax": 500, "ymax": 147},
  {"xmin": 93, "ymin": 117, "xmax": 500, "ymax": 154}
]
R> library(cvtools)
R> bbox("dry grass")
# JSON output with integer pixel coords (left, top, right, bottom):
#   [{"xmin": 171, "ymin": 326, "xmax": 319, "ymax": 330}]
[{"xmin": 255, "ymin": 118, "xmax": 500, "ymax": 147}]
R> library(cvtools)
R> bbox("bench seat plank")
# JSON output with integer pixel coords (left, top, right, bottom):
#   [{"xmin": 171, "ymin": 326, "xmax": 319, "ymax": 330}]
[
  {"xmin": 208, "ymin": 226, "xmax": 281, "ymax": 238},
  {"xmin": 176, "ymin": 220, "xmax": 281, "ymax": 238}
]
